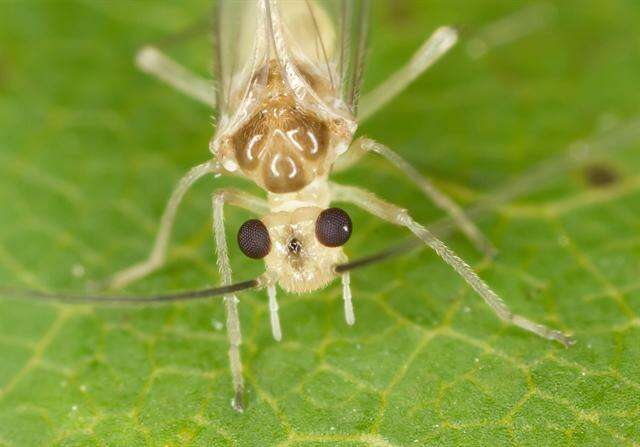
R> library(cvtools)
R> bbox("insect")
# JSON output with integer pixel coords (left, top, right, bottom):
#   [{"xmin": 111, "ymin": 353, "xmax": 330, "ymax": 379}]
[{"xmin": 5, "ymin": 0, "xmax": 574, "ymax": 413}]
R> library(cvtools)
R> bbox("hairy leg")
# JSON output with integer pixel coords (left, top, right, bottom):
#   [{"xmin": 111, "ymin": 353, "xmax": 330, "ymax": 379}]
[
  {"xmin": 335, "ymin": 138, "xmax": 495, "ymax": 256},
  {"xmin": 212, "ymin": 188, "xmax": 269, "ymax": 412},
  {"xmin": 357, "ymin": 26, "xmax": 458, "ymax": 122},
  {"xmin": 341, "ymin": 270, "xmax": 354, "ymax": 325},
  {"xmin": 267, "ymin": 284, "xmax": 282, "ymax": 341},
  {"xmin": 109, "ymin": 161, "xmax": 217, "ymax": 289},
  {"xmin": 330, "ymin": 182, "xmax": 573, "ymax": 347}
]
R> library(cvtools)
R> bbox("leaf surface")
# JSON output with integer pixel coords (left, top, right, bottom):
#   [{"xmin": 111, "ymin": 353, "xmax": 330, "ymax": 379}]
[{"xmin": 1, "ymin": 1, "xmax": 639, "ymax": 446}]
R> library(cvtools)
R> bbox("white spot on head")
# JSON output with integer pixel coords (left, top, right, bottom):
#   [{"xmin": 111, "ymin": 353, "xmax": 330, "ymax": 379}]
[
  {"xmin": 246, "ymin": 134, "xmax": 263, "ymax": 161},
  {"xmin": 212, "ymin": 320, "xmax": 224, "ymax": 331},
  {"xmin": 269, "ymin": 153, "xmax": 298, "ymax": 179},
  {"xmin": 286, "ymin": 158, "xmax": 297, "ymax": 179},
  {"xmin": 287, "ymin": 129, "xmax": 303, "ymax": 152},
  {"xmin": 270, "ymin": 153, "xmax": 282, "ymax": 177},
  {"xmin": 306, "ymin": 131, "xmax": 318, "ymax": 155}
]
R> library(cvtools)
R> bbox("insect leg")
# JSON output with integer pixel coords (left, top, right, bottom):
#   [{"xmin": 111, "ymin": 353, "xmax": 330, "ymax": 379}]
[
  {"xmin": 338, "ymin": 137, "xmax": 495, "ymax": 257},
  {"xmin": 212, "ymin": 188, "xmax": 269, "ymax": 412},
  {"xmin": 109, "ymin": 161, "xmax": 217, "ymax": 289},
  {"xmin": 330, "ymin": 182, "xmax": 574, "ymax": 347},
  {"xmin": 135, "ymin": 46, "xmax": 216, "ymax": 107},
  {"xmin": 267, "ymin": 284, "xmax": 282, "ymax": 341},
  {"xmin": 341, "ymin": 270, "xmax": 355, "ymax": 325},
  {"xmin": 357, "ymin": 26, "xmax": 458, "ymax": 122}
]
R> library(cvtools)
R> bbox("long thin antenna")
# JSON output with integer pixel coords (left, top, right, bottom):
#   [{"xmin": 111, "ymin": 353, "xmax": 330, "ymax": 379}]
[
  {"xmin": 0, "ymin": 279, "xmax": 259, "ymax": 305},
  {"xmin": 335, "ymin": 239, "xmax": 416, "ymax": 273}
]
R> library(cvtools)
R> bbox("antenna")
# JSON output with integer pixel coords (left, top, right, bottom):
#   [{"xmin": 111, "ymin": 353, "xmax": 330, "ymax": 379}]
[{"xmin": 0, "ymin": 279, "xmax": 259, "ymax": 305}]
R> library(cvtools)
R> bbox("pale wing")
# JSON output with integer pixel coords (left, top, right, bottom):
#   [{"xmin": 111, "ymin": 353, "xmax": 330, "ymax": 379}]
[
  {"xmin": 273, "ymin": 0, "xmax": 371, "ymax": 115},
  {"xmin": 213, "ymin": 0, "xmax": 370, "ymax": 127},
  {"xmin": 335, "ymin": 0, "xmax": 371, "ymax": 115},
  {"xmin": 213, "ymin": 0, "xmax": 270, "ymax": 130}
]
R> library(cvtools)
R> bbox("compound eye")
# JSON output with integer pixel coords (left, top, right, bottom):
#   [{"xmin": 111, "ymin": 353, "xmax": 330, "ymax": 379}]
[
  {"xmin": 237, "ymin": 219, "xmax": 271, "ymax": 259},
  {"xmin": 315, "ymin": 207, "xmax": 352, "ymax": 247}
]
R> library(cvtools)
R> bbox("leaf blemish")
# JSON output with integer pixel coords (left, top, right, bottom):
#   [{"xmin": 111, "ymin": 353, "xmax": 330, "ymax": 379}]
[{"xmin": 583, "ymin": 163, "xmax": 620, "ymax": 188}]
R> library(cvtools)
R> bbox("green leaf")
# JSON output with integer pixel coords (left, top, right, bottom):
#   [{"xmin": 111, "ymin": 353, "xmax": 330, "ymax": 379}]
[{"xmin": 1, "ymin": 1, "xmax": 640, "ymax": 446}]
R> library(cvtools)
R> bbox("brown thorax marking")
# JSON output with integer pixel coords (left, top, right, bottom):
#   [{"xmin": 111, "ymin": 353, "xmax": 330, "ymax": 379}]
[{"xmin": 221, "ymin": 61, "xmax": 349, "ymax": 194}]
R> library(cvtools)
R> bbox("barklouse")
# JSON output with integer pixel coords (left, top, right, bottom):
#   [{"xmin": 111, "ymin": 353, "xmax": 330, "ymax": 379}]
[
  {"xmin": 102, "ymin": 0, "xmax": 576, "ymax": 411},
  {"xmin": 0, "ymin": 1, "xmax": 578, "ymax": 413}
]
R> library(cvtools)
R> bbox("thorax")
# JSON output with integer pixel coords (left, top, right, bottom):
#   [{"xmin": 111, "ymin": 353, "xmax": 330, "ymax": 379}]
[
  {"xmin": 214, "ymin": 63, "xmax": 353, "ymax": 194},
  {"xmin": 267, "ymin": 176, "xmax": 331, "ymax": 213}
]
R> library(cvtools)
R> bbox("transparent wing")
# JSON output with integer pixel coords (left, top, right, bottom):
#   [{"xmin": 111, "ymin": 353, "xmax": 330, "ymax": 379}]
[
  {"xmin": 214, "ymin": 0, "xmax": 270, "ymax": 128},
  {"xmin": 335, "ymin": 0, "xmax": 371, "ymax": 115},
  {"xmin": 271, "ymin": 0, "xmax": 372, "ymax": 115},
  {"xmin": 213, "ymin": 0, "xmax": 370, "ymax": 126}
]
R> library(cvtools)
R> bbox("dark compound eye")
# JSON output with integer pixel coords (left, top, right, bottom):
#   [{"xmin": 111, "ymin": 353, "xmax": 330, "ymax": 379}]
[
  {"xmin": 315, "ymin": 207, "xmax": 352, "ymax": 247},
  {"xmin": 237, "ymin": 219, "xmax": 271, "ymax": 259}
]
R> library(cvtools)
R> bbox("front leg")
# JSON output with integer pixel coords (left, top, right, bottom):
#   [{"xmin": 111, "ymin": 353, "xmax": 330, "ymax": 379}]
[
  {"xmin": 211, "ymin": 188, "xmax": 270, "ymax": 412},
  {"xmin": 334, "ymin": 137, "xmax": 495, "ymax": 257},
  {"xmin": 330, "ymin": 182, "xmax": 573, "ymax": 347},
  {"xmin": 341, "ymin": 270, "xmax": 354, "ymax": 325}
]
